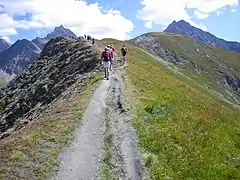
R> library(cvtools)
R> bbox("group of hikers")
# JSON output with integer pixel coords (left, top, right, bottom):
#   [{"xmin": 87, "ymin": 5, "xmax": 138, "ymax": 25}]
[
  {"xmin": 83, "ymin": 34, "xmax": 95, "ymax": 45},
  {"xmin": 70, "ymin": 35, "xmax": 127, "ymax": 80},
  {"xmin": 71, "ymin": 34, "xmax": 95, "ymax": 45},
  {"xmin": 100, "ymin": 44, "xmax": 128, "ymax": 80}
]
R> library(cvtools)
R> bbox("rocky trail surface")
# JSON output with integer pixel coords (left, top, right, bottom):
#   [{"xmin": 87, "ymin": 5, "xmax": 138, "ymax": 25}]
[{"xmin": 52, "ymin": 54, "xmax": 144, "ymax": 180}]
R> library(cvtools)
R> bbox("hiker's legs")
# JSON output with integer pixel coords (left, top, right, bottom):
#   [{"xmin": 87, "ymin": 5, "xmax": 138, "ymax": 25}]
[
  {"xmin": 103, "ymin": 61, "xmax": 110, "ymax": 79},
  {"xmin": 106, "ymin": 67, "xmax": 109, "ymax": 79},
  {"xmin": 107, "ymin": 61, "xmax": 110, "ymax": 78},
  {"xmin": 122, "ymin": 56, "xmax": 126, "ymax": 65},
  {"xmin": 104, "ymin": 68, "xmax": 107, "ymax": 78},
  {"xmin": 103, "ymin": 61, "xmax": 108, "ymax": 78},
  {"xmin": 109, "ymin": 61, "xmax": 112, "ymax": 71}
]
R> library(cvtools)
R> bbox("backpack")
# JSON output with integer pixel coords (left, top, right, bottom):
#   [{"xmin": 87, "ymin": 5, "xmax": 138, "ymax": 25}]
[
  {"xmin": 121, "ymin": 48, "xmax": 127, "ymax": 56},
  {"xmin": 103, "ymin": 51, "xmax": 109, "ymax": 61}
]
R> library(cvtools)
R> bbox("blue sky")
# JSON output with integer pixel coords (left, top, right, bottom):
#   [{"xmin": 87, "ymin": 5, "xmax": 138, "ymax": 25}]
[{"xmin": 0, "ymin": 0, "xmax": 239, "ymax": 43}]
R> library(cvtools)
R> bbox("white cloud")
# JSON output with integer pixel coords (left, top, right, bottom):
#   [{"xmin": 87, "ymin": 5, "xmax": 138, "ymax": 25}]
[
  {"xmin": 0, "ymin": 28, "xmax": 17, "ymax": 36},
  {"xmin": 36, "ymin": 30, "xmax": 41, "ymax": 35},
  {"xmin": 194, "ymin": 10, "xmax": 209, "ymax": 19},
  {"xmin": 216, "ymin": 11, "xmax": 222, "ymax": 16},
  {"xmin": 145, "ymin": 21, "xmax": 152, "ymax": 29},
  {"xmin": 231, "ymin": 9, "xmax": 237, "ymax": 13},
  {"xmin": 0, "ymin": 0, "xmax": 134, "ymax": 40},
  {"xmin": 1, "ymin": 36, "xmax": 12, "ymax": 43},
  {"xmin": 137, "ymin": 0, "xmax": 238, "ymax": 29},
  {"xmin": 0, "ymin": 13, "xmax": 28, "ymax": 29}
]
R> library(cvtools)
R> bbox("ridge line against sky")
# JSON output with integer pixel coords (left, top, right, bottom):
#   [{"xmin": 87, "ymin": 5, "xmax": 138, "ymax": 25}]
[{"xmin": 0, "ymin": 0, "xmax": 239, "ymax": 44}]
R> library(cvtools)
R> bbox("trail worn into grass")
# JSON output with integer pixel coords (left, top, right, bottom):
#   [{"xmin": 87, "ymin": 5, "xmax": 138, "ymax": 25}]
[
  {"xmin": 52, "ymin": 78, "xmax": 110, "ymax": 180},
  {"xmin": 101, "ymin": 57, "xmax": 144, "ymax": 180},
  {"xmin": 53, "ymin": 56, "xmax": 143, "ymax": 180}
]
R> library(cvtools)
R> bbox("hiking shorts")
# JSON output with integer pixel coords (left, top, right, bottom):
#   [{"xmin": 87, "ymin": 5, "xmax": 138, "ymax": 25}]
[
  {"xmin": 122, "ymin": 55, "xmax": 126, "ymax": 61},
  {"xmin": 102, "ymin": 61, "xmax": 111, "ymax": 68}
]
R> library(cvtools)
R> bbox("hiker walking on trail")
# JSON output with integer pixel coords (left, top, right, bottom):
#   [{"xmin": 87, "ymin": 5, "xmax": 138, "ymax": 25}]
[
  {"xmin": 101, "ymin": 47, "xmax": 112, "ymax": 80},
  {"xmin": 107, "ymin": 45, "xmax": 114, "ymax": 71},
  {"xmin": 87, "ymin": 35, "xmax": 91, "ymax": 41},
  {"xmin": 92, "ymin": 38, "xmax": 95, "ymax": 45},
  {"xmin": 110, "ymin": 44, "xmax": 115, "ymax": 60},
  {"xmin": 121, "ymin": 45, "xmax": 127, "ymax": 65},
  {"xmin": 105, "ymin": 45, "xmax": 113, "ymax": 71}
]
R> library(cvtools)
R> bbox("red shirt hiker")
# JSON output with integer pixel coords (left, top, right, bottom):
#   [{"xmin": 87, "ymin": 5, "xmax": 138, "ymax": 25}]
[{"xmin": 101, "ymin": 50, "xmax": 112, "ymax": 61}]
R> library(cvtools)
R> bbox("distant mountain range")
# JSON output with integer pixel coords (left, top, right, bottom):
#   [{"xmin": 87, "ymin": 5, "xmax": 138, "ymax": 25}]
[
  {"xmin": 0, "ymin": 39, "xmax": 11, "ymax": 53},
  {"xmin": 0, "ymin": 25, "xmax": 77, "ymax": 76},
  {"xmin": 1, "ymin": 20, "xmax": 239, "ymax": 81},
  {"xmin": 164, "ymin": 20, "xmax": 240, "ymax": 52}
]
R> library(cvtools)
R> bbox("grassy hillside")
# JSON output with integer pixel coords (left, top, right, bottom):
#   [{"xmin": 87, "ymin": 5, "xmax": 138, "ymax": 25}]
[
  {"xmin": 99, "ymin": 39, "xmax": 240, "ymax": 179},
  {"xmin": 129, "ymin": 32, "xmax": 240, "ymax": 106}
]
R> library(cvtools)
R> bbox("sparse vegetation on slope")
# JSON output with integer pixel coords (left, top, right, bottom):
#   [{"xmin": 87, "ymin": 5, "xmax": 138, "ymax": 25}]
[
  {"xmin": 106, "ymin": 40, "xmax": 240, "ymax": 179},
  {"xmin": 0, "ymin": 73, "xmax": 102, "ymax": 179},
  {"xmin": 0, "ymin": 37, "xmax": 100, "ymax": 138},
  {"xmin": 0, "ymin": 37, "xmax": 103, "ymax": 179},
  {"xmin": 101, "ymin": 107, "xmax": 116, "ymax": 180}
]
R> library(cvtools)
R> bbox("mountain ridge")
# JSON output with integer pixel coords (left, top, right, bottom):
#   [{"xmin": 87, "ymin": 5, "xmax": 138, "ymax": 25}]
[
  {"xmin": 129, "ymin": 32, "xmax": 240, "ymax": 106},
  {"xmin": 0, "ymin": 39, "xmax": 11, "ymax": 53},
  {"xmin": 1, "ymin": 20, "xmax": 240, "ymax": 80},
  {"xmin": 0, "ymin": 37, "xmax": 99, "ymax": 138},
  {"xmin": 0, "ymin": 34, "xmax": 239, "ymax": 179},
  {"xmin": 0, "ymin": 25, "xmax": 77, "ymax": 77},
  {"xmin": 164, "ymin": 20, "xmax": 240, "ymax": 52}
]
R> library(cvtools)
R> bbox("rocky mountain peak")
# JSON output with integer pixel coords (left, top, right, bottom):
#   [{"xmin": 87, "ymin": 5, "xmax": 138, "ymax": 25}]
[
  {"xmin": 13, "ymin": 39, "xmax": 31, "ymax": 47},
  {"xmin": 55, "ymin": 24, "xmax": 65, "ymax": 30},
  {"xmin": 46, "ymin": 25, "xmax": 77, "ymax": 40},
  {"xmin": 170, "ymin": 20, "xmax": 190, "ymax": 26},
  {"xmin": 0, "ymin": 25, "xmax": 77, "ymax": 77},
  {"xmin": 164, "ymin": 20, "xmax": 240, "ymax": 52},
  {"xmin": 164, "ymin": 20, "xmax": 200, "ymax": 36}
]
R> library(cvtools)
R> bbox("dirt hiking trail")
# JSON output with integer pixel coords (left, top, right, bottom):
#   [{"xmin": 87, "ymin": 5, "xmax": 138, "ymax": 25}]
[{"xmin": 52, "ymin": 54, "xmax": 144, "ymax": 180}]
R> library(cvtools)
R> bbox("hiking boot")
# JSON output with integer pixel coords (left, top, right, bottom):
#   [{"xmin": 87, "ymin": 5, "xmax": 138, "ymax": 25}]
[{"xmin": 107, "ymin": 77, "xmax": 109, "ymax": 80}]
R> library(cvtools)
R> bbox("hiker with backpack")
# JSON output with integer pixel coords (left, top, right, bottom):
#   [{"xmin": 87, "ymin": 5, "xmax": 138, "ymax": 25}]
[
  {"xmin": 121, "ymin": 45, "xmax": 128, "ymax": 65},
  {"xmin": 101, "ymin": 47, "xmax": 112, "ymax": 80},
  {"xmin": 104, "ymin": 45, "xmax": 113, "ymax": 71}
]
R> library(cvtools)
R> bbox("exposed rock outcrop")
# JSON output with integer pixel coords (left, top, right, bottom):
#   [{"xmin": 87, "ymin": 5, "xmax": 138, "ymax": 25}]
[
  {"xmin": 133, "ymin": 34, "xmax": 185, "ymax": 65},
  {"xmin": 0, "ymin": 37, "xmax": 100, "ymax": 139}
]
